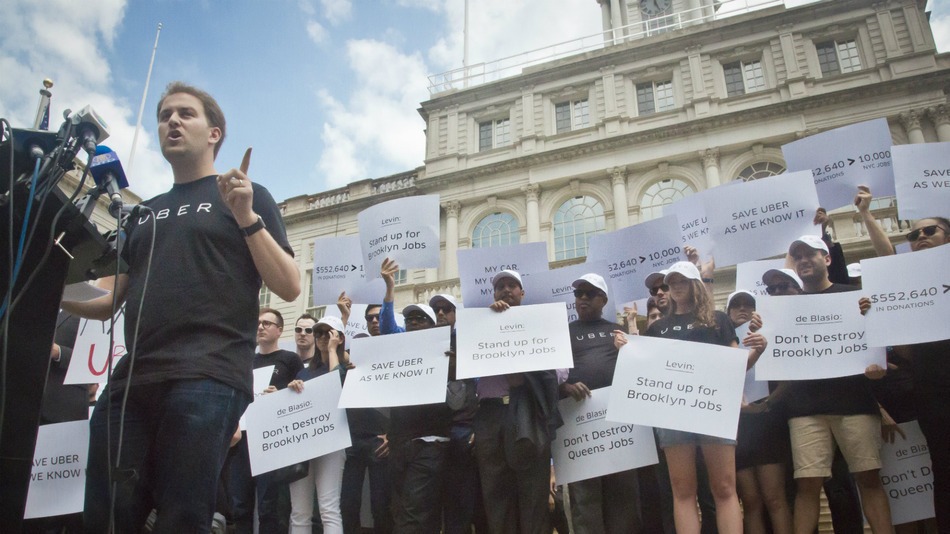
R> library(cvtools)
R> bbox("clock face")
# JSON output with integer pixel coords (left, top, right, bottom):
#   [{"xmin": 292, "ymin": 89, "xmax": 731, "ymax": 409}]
[{"xmin": 640, "ymin": 0, "xmax": 673, "ymax": 17}]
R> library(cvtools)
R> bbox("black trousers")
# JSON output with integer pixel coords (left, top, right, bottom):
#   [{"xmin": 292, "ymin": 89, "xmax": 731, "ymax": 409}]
[
  {"xmin": 389, "ymin": 439, "xmax": 448, "ymax": 534},
  {"xmin": 568, "ymin": 469, "xmax": 642, "ymax": 534}
]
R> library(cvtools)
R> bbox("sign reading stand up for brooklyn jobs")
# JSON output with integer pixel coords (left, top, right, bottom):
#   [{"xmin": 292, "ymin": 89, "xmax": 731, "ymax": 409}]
[{"xmin": 358, "ymin": 195, "xmax": 440, "ymax": 279}]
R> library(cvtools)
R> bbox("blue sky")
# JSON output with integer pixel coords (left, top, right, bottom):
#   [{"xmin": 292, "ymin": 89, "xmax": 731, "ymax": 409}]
[{"xmin": 1, "ymin": 0, "xmax": 947, "ymax": 202}]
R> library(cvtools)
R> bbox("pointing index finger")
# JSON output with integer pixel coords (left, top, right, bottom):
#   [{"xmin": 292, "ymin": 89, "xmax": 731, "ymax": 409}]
[{"xmin": 240, "ymin": 147, "xmax": 252, "ymax": 175}]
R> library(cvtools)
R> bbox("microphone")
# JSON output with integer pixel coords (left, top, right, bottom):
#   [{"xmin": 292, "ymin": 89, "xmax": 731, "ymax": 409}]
[
  {"xmin": 69, "ymin": 105, "xmax": 110, "ymax": 154},
  {"xmin": 89, "ymin": 145, "xmax": 129, "ymax": 218}
]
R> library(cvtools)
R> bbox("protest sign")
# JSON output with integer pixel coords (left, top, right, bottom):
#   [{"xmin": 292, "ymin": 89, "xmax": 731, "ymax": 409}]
[
  {"xmin": 552, "ymin": 387, "xmax": 657, "ymax": 485},
  {"xmin": 754, "ymin": 293, "xmax": 885, "ymax": 380},
  {"xmin": 862, "ymin": 244, "xmax": 950, "ymax": 347},
  {"xmin": 455, "ymin": 303, "xmax": 573, "ymax": 379},
  {"xmin": 782, "ymin": 118, "xmax": 896, "ymax": 209},
  {"xmin": 358, "ymin": 195, "xmax": 440, "ymax": 279},
  {"xmin": 324, "ymin": 304, "xmax": 382, "ymax": 350},
  {"xmin": 892, "ymin": 142, "xmax": 950, "ymax": 220},
  {"xmin": 663, "ymin": 192, "xmax": 714, "ymax": 256},
  {"xmin": 607, "ymin": 336, "xmax": 747, "ymax": 439},
  {"xmin": 339, "ymin": 326, "xmax": 451, "ymax": 408},
  {"xmin": 245, "ymin": 372, "xmax": 351, "ymax": 476},
  {"xmin": 735, "ymin": 259, "xmax": 786, "ymax": 298},
  {"xmin": 239, "ymin": 365, "xmax": 276, "ymax": 430},
  {"xmin": 65, "ymin": 312, "xmax": 126, "ymax": 385},
  {"xmin": 879, "ymin": 421, "xmax": 935, "ymax": 524},
  {"xmin": 522, "ymin": 262, "xmax": 608, "ymax": 322},
  {"xmin": 62, "ymin": 282, "xmax": 108, "ymax": 302},
  {"xmin": 736, "ymin": 323, "xmax": 769, "ymax": 403},
  {"xmin": 457, "ymin": 242, "xmax": 549, "ymax": 308},
  {"xmin": 24, "ymin": 420, "xmax": 89, "ymax": 519},
  {"xmin": 311, "ymin": 236, "xmax": 375, "ymax": 305},
  {"xmin": 587, "ymin": 215, "xmax": 683, "ymax": 305},
  {"xmin": 703, "ymin": 171, "xmax": 820, "ymax": 267}
]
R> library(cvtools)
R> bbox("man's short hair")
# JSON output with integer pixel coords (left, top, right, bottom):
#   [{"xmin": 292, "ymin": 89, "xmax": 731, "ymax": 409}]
[
  {"xmin": 296, "ymin": 313, "xmax": 317, "ymax": 324},
  {"xmin": 259, "ymin": 307, "xmax": 284, "ymax": 329},
  {"xmin": 156, "ymin": 81, "xmax": 227, "ymax": 158}
]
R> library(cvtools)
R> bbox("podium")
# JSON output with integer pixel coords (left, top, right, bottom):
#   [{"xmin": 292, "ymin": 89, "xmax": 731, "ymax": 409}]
[{"xmin": 0, "ymin": 146, "xmax": 118, "ymax": 530}]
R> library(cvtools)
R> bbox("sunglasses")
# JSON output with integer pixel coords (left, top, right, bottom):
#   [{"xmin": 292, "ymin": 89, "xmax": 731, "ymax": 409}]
[
  {"xmin": 258, "ymin": 319, "xmax": 278, "ymax": 328},
  {"xmin": 432, "ymin": 305, "xmax": 454, "ymax": 314},
  {"xmin": 649, "ymin": 284, "xmax": 670, "ymax": 296},
  {"xmin": 906, "ymin": 225, "xmax": 947, "ymax": 242},
  {"xmin": 766, "ymin": 282, "xmax": 794, "ymax": 295},
  {"xmin": 573, "ymin": 289, "xmax": 605, "ymax": 299},
  {"xmin": 364, "ymin": 314, "xmax": 380, "ymax": 322},
  {"xmin": 404, "ymin": 314, "xmax": 431, "ymax": 324},
  {"xmin": 315, "ymin": 329, "xmax": 332, "ymax": 338},
  {"xmin": 294, "ymin": 326, "xmax": 314, "ymax": 334}
]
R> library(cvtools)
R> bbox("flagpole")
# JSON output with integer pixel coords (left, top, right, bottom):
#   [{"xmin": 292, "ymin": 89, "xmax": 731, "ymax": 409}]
[
  {"xmin": 32, "ymin": 79, "xmax": 53, "ymax": 129},
  {"xmin": 128, "ymin": 22, "xmax": 163, "ymax": 173}
]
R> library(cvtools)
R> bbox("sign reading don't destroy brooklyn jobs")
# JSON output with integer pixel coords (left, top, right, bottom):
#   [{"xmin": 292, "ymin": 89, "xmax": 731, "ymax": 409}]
[{"xmin": 552, "ymin": 387, "xmax": 657, "ymax": 485}]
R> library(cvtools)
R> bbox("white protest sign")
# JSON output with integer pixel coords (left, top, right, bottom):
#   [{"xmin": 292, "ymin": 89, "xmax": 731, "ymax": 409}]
[
  {"xmin": 892, "ymin": 142, "xmax": 950, "ymax": 220},
  {"xmin": 339, "ymin": 326, "xmax": 451, "ymax": 408},
  {"xmin": 457, "ymin": 242, "xmax": 549, "ymax": 308},
  {"xmin": 861, "ymin": 245, "xmax": 950, "ymax": 347},
  {"xmin": 587, "ymin": 215, "xmax": 684, "ymax": 305},
  {"xmin": 239, "ymin": 365, "xmax": 276, "ymax": 430},
  {"xmin": 879, "ymin": 421, "xmax": 935, "ymax": 524},
  {"xmin": 663, "ymin": 192, "xmax": 714, "ymax": 256},
  {"xmin": 455, "ymin": 303, "xmax": 574, "ymax": 379},
  {"xmin": 606, "ymin": 336, "xmax": 747, "ymax": 439},
  {"xmin": 782, "ymin": 118, "xmax": 895, "ymax": 209},
  {"xmin": 736, "ymin": 323, "xmax": 769, "ymax": 403},
  {"xmin": 358, "ymin": 195, "xmax": 440, "ymax": 279},
  {"xmin": 245, "ymin": 372, "xmax": 351, "ymax": 476},
  {"xmin": 311, "ymin": 236, "xmax": 373, "ymax": 305},
  {"xmin": 24, "ymin": 420, "xmax": 89, "ymax": 519},
  {"xmin": 522, "ymin": 262, "xmax": 608, "ymax": 322},
  {"xmin": 324, "ymin": 304, "xmax": 374, "ymax": 350},
  {"xmin": 552, "ymin": 387, "xmax": 657, "ymax": 485},
  {"xmin": 735, "ymin": 259, "xmax": 787, "ymax": 298},
  {"xmin": 64, "ymin": 312, "xmax": 126, "ymax": 385},
  {"xmin": 703, "ymin": 171, "xmax": 820, "ymax": 267},
  {"xmin": 754, "ymin": 293, "xmax": 885, "ymax": 380},
  {"xmin": 62, "ymin": 282, "xmax": 108, "ymax": 302}
]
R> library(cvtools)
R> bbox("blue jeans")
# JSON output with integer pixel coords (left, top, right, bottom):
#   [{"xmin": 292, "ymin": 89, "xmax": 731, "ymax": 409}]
[{"xmin": 84, "ymin": 379, "xmax": 250, "ymax": 533}]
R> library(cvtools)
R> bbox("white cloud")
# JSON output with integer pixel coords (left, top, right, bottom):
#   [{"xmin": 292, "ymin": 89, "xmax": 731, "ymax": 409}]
[
  {"xmin": 0, "ymin": 0, "xmax": 171, "ymax": 199},
  {"xmin": 931, "ymin": 12, "xmax": 950, "ymax": 53},
  {"xmin": 307, "ymin": 20, "xmax": 328, "ymax": 44},
  {"xmin": 315, "ymin": 40, "xmax": 428, "ymax": 188},
  {"xmin": 321, "ymin": 0, "xmax": 352, "ymax": 25},
  {"xmin": 395, "ymin": 0, "xmax": 442, "ymax": 11}
]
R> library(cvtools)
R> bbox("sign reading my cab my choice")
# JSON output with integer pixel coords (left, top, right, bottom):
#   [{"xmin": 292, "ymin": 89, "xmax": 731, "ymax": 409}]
[
  {"xmin": 457, "ymin": 242, "xmax": 549, "ymax": 308},
  {"xmin": 861, "ymin": 244, "xmax": 950, "ymax": 347},
  {"xmin": 311, "ymin": 236, "xmax": 373, "ymax": 305},
  {"xmin": 455, "ymin": 303, "xmax": 573, "ymax": 380},
  {"xmin": 338, "ymin": 326, "xmax": 451, "ymax": 408},
  {"xmin": 587, "ymin": 215, "xmax": 683, "ymax": 305},
  {"xmin": 782, "ymin": 118, "xmax": 896, "ymax": 209},
  {"xmin": 703, "ymin": 171, "xmax": 820, "ymax": 267},
  {"xmin": 879, "ymin": 421, "xmax": 936, "ymax": 524},
  {"xmin": 64, "ymin": 312, "xmax": 126, "ymax": 385},
  {"xmin": 23, "ymin": 420, "xmax": 89, "ymax": 519},
  {"xmin": 358, "ymin": 195, "xmax": 440, "ymax": 280},
  {"xmin": 521, "ymin": 262, "xmax": 608, "ymax": 323},
  {"xmin": 754, "ymin": 293, "xmax": 886, "ymax": 381},
  {"xmin": 892, "ymin": 142, "xmax": 950, "ymax": 220},
  {"xmin": 552, "ymin": 387, "xmax": 657, "ymax": 485},
  {"xmin": 245, "ymin": 372, "xmax": 351, "ymax": 476},
  {"xmin": 606, "ymin": 336, "xmax": 747, "ymax": 440}
]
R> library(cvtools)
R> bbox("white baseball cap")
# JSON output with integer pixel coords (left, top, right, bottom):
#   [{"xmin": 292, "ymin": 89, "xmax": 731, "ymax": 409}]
[
  {"xmin": 572, "ymin": 273, "xmax": 609, "ymax": 298},
  {"xmin": 762, "ymin": 268, "xmax": 804, "ymax": 291},
  {"xmin": 428, "ymin": 294, "xmax": 459, "ymax": 310},
  {"xmin": 664, "ymin": 261, "xmax": 702, "ymax": 283},
  {"xmin": 402, "ymin": 303, "xmax": 437, "ymax": 324},
  {"xmin": 315, "ymin": 316, "xmax": 345, "ymax": 333},
  {"xmin": 788, "ymin": 234, "xmax": 829, "ymax": 255},
  {"xmin": 644, "ymin": 269, "xmax": 669, "ymax": 289},
  {"xmin": 491, "ymin": 269, "xmax": 523, "ymax": 289},
  {"xmin": 726, "ymin": 290, "xmax": 756, "ymax": 310}
]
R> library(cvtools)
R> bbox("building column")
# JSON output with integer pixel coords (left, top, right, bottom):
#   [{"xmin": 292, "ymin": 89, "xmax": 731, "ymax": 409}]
[
  {"xmin": 522, "ymin": 183, "xmax": 541, "ymax": 243},
  {"xmin": 702, "ymin": 148, "xmax": 722, "ymax": 189},
  {"xmin": 609, "ymin": 0, "xmax": 623, "ymax": 43},
  {"xmin": 442, "ymin": 201, "xmax": 461, "ymax": 279},
  {"xmin": 927, "ymin": 104, "xmax": 950, "ymax": 142},
  {"xmin": 900, "ymin": 110, "xmax": 925, "ymax": 144},
  {"xmin": 598, "ymin": 0, "xmax": 612, "ymax": 41},
  {"xmin": 609, "ymin": 166, "xmax": 630, "ymax": 228}
]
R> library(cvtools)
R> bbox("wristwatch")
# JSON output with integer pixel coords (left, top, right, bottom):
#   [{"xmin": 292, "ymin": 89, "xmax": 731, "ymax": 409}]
[{"xmin": 241, "ymin": 215, "xmax": 266, "ymax": 237}]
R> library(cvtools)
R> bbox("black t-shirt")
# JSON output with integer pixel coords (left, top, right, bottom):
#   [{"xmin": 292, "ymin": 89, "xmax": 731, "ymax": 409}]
[
  {"xmin": 566, "ymin": 318, "xmax": 622, "ymax": 392},
  {"xmin": 254, "ymin": 349, "xmax": 303, "ymax": 391},
  {"xmin": 780, "ymin": 283, "xmax": 879, "ymax": 418},
  {"xmin": 115, "ymin": 175, "xmax": 292, "ymax": 395},
  {"xmin": 645, "ymin": 310, "xmax": 738, "ymax": 348}
]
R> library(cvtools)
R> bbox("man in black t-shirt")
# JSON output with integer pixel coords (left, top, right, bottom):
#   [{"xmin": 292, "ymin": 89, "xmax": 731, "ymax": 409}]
[
  {"xmin": 781, "ymin": 235, "xmax": 893, "ymax": 534},
  {"xmin": 62, "ymin": 82, "xmax": 299, "ymax": 532},
  {"xmin": 561, "ymin": 274, "xmax": 643, "ymax": 534}
]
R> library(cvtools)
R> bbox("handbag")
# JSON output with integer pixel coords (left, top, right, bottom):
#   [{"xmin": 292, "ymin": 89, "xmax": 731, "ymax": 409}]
[{"xmin": 268, "ymin": 460, "xmax": 309, "ymax": 484}]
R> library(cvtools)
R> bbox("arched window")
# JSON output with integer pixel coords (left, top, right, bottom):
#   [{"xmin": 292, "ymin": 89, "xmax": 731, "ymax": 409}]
[
  {"xmin": 736, "ymin": 161, "xmax": 785, "ymax": 182},
  {"xmin": 553, "ymin": 196, "xmax": 605, "ymax": 261},
  {"xmin": 639, "ymin": 178, "xmax": 694, "ymax": 221},
  {"xmin": 472, "ymin": 212, "xmax": 520, "ymax": 248}
]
